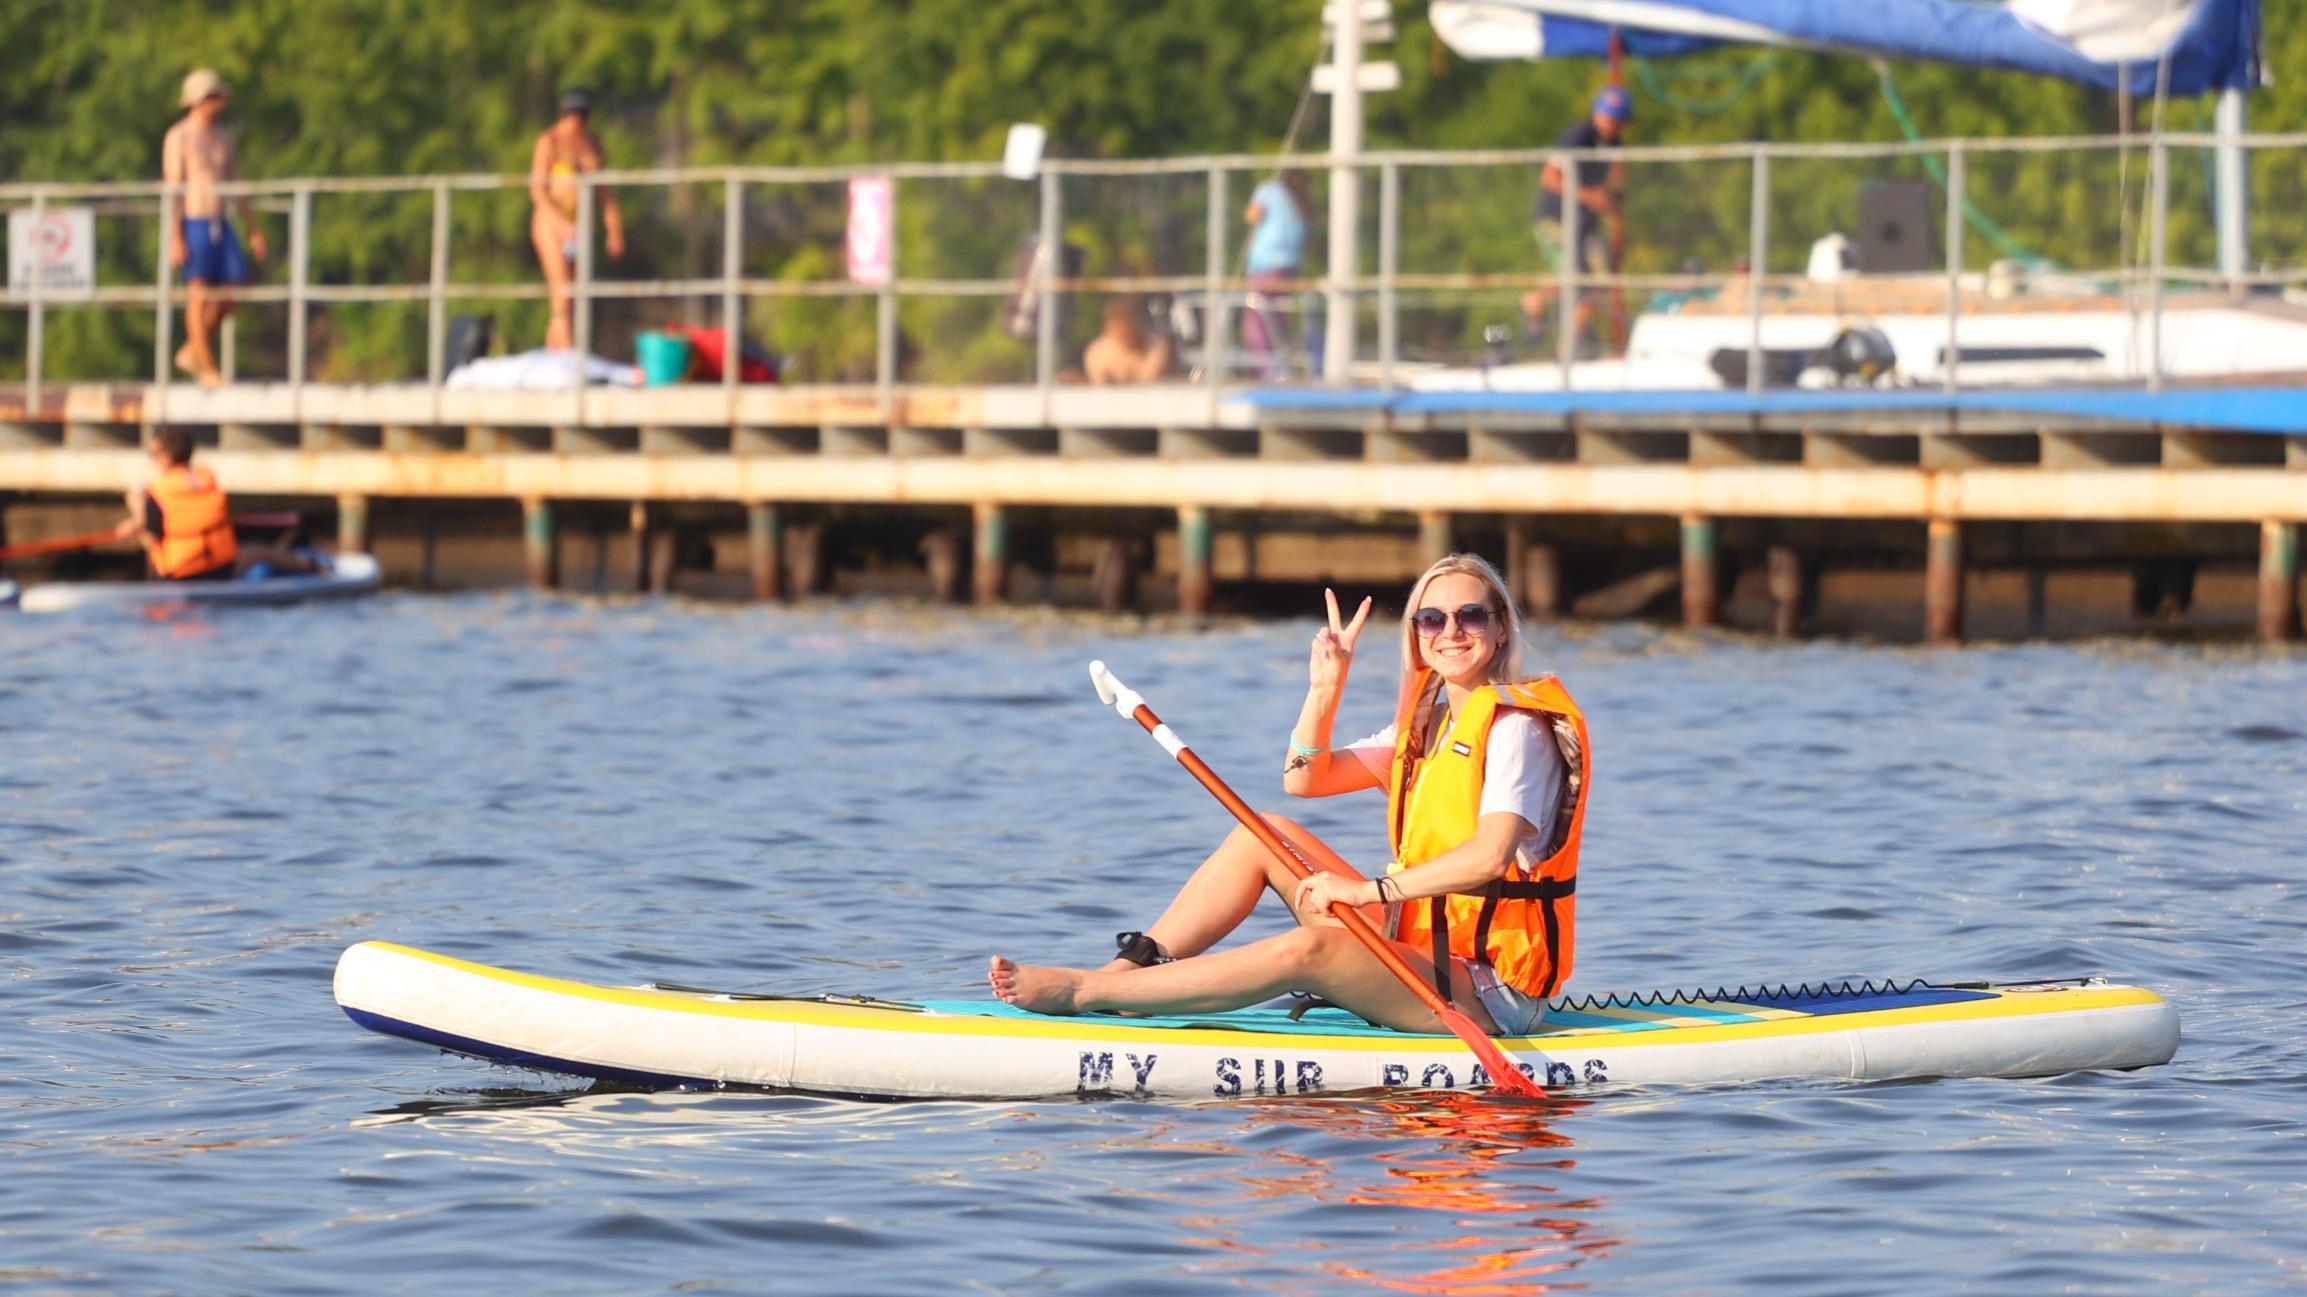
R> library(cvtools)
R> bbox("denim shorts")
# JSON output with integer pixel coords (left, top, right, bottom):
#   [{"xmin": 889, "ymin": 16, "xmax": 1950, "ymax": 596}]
[{"xmin": 1465, "ymin": 959, "xmax": 1546, "ymax": 1036}]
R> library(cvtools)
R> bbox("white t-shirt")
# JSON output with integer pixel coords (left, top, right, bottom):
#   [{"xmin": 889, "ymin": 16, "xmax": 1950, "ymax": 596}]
[{"xmin": 1342, "ymin": 710, "xmax": 1566, "ymax": 871}]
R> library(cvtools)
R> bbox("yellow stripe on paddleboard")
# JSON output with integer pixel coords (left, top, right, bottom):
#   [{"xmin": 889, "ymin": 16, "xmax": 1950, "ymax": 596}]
[{"xmin": 352, "ymin": 941, "xmax": 2169, "ymax": 1054}]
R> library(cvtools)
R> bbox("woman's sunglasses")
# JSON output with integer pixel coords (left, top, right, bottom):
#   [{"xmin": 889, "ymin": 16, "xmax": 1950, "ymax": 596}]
[{"xmin": 1413, "ymin": 603, "xmax": 1494, "ymax": 637}]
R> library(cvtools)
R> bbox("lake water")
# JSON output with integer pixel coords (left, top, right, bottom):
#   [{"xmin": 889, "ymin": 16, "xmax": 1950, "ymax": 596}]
[{"xmin": 3, "ymin": 595, "xmax": 2301, "ymax": 1295}]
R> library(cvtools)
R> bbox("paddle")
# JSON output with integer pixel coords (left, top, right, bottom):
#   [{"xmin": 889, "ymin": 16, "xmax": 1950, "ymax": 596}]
[
  {"xmin": 1087, "ymin": 659, "xmax": 1545, "ymax": 1098},
  {"xmin": 0, "ymin": 528, "xmax": 124, "ymax": 563}
]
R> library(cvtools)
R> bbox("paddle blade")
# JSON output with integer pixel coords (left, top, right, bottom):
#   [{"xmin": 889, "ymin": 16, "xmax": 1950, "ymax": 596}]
[
  {"xmin": 1435, "ymin": 1002, "xmax": 1545, "ymax": 1097},
  {"xmin": 1089, "ymin": 660, "xmax": 1118, "ymax": 706}
]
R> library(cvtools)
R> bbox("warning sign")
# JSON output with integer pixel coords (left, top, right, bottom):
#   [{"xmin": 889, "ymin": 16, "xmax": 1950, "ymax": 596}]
[{"xmin": 8, "ymin": 207, "xmax": 97, "ymax": 299}]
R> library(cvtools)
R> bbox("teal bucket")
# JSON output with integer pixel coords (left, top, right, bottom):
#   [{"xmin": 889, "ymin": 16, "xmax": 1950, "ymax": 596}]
[{"xmin": 637, "ymin": 331, "xmax": 691, "ymax": 386}]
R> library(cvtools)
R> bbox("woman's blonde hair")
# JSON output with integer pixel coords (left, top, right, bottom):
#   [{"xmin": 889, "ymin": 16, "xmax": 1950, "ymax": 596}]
[{"xmin": 1396, "ymin": 551, "xmax": 1528, "ymax": 685}]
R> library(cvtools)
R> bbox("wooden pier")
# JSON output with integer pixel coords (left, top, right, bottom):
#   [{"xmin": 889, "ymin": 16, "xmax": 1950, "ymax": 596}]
[{"xmin": 1, "ymin": 378, "xmax": 2302, "ymax": 640}]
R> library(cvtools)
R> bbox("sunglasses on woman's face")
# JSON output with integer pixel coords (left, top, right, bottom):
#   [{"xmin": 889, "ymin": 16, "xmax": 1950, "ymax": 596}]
[{"xmin": 1413, "ymin": 603, "xmax": 1494, "ymax": 637}]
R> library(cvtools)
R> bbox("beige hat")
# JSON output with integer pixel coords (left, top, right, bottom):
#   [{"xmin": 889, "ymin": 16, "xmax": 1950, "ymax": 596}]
[{"xmin": 180, "ymin": 68, "xmax": 229, "ymax": 108}]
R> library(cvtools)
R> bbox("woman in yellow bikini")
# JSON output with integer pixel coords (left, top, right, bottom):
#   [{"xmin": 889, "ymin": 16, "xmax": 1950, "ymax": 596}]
[{"xmin": 529, "ymin": 88, "xmax": 625, "ymax": 351}]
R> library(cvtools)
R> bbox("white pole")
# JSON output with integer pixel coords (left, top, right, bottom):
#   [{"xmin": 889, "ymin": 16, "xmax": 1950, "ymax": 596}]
[
  {"xmin": 26, "ymin": 191, "xmax": 44, "ymax": 419},
  {"xmin": 1746, "ymin": 151, "xmax": 1768, "ymax": 397},
  {"xmin": 290, "ymin": 185, "xmax": 311, "ymax": 405},
  {"xmin": 723, "ymin": 174, "xmax": 744, "ymax": 421},
  {"xmin": 1205, "ymin": 164, "xmax": 1227, "ymax": 407},
  {"xmin": 1324, "ymin": 6, "xmax": 1362, "ymax": 385},
  {"xmin": 2149, "ymin": 136, "xmax": 2167, "ymax": 394},
  {"xmin": 1944, "ymin": 144, "xmax": 1963, "ymax": 395},
  {"xmin": 1378, "ymin": 160, "xmax": 1399, "ymax": 388},
  {"xmin": 2214, "ymin": 86, "xmax": 2248, "ymax": 285}
]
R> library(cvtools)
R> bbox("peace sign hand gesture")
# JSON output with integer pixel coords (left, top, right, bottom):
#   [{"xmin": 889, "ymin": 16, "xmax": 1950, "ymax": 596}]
[{"xmin": 1309, "ymin": 587, "xmax": 1372, "ymax": 695}]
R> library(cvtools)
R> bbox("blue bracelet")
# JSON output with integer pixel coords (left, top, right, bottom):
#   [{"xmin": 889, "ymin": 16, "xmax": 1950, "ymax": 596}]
[{"xmin": 1290, "ymin": 739, "xmax": 1322, "ymax": 757}]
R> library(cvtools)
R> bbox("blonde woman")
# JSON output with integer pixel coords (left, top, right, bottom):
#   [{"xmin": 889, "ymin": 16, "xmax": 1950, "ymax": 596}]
[{"xmin": 991, "ymin": 553, "xmax": 1592, "ymax": 1035}]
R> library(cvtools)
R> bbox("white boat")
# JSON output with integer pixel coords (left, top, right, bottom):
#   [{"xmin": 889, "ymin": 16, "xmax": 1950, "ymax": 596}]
[
  {"xmin": 13, "ymin": 552, "xmax": 380, "ymax": 613},
  {"xmin": 334, "ymin": 940, "xmax": 2181, "ymax": 1101},
  {"xmin": 1410, "ymin": 287, "xmax": 2307, "ymax": 394}
]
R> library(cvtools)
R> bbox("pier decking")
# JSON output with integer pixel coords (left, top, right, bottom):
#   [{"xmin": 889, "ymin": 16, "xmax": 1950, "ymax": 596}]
[{"xmin": 0, "ymin": 377, "xmax": 2299, "ymax": 639}]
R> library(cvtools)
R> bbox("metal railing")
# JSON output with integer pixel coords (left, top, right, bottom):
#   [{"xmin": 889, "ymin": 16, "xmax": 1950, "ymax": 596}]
[{"xmin": 2, "ymin": 131, "xmax": 2302, "ymax": 423}]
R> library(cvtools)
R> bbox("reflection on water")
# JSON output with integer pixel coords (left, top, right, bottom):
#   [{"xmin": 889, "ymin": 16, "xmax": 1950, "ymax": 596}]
[
  {"xmin": 364, "ymin": 1085, "xmax": 1614, "ymax": 1295},
  {"xmin": 1237, "ymin": 1094, "xmax": 1611, "ymax": 1296}
]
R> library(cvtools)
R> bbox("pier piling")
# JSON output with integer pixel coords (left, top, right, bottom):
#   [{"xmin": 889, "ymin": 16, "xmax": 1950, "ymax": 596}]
[
  {"xmin": 787, "ymin": 522, "xmax": 824, "ymax": 597},
  {"xmin": 1926, "ymin": 519, "xmax": 1965, "ymax": 644},
  {"xmin": 1524, "ymin": 544, "xmax": 1561, "ymax": 620},
  {"xmin": 1766, "ymin": 545, "xmax": 1806, "ymax": 638},
  {"xmin": 2260, "ymin": 520, "xmax": 2299, "ymax": 642},
  {"xmin": 972, "ymin": 503, "xmax": 1009, "ymax": 606},
  {"xmin": 1178, "ymin": 506, "xmax": 1213, "ymax": 616},
  {"xmin": 643, "ymin": 509, "xmax": 677, "ymax": 595},
  {"xmin": 1680, "ymin": 515, "xmax": 1718, "ymax": 628},
  {"xmin": 336, "ymin": 493, "xmax": 369, "ymax": 555},
  {"xmin": 1418, "ymin": 510, "xmax": 1452, "ymax": 562},
  {"xmin": 746, "ymin": 503, "xmax": 782, "ymax": 602},
  {"xmin": 1091, "ymin": 536, "xmax": 1136, "ymax": 613},
  {"xmin": 521, "ymin": 497, "xmax": 556, "ymax": 590},
  {"xmin": 923, "ymin": 528, "xmax": 965, "ymax": 603}
]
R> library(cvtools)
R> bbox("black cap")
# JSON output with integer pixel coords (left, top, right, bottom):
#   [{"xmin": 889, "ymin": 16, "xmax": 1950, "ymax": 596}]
[{"xmin": 558, "ymin": 87, "xmax": 594, "ymax": 116}]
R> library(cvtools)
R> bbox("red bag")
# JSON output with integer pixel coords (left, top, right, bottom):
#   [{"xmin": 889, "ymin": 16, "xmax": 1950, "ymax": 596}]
[{"xmin": 680, "ymin": 326, "xmax": 779, "ymax": 383}]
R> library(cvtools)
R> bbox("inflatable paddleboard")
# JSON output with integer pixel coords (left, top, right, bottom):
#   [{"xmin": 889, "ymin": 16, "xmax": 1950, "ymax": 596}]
[
  {"xmin": 335, "ymin": 941, "xmax": 2180, "ymax": 1101},
  {"xmin": 15, "ymin": 552, "xmax": 380, "ymax": 613}
]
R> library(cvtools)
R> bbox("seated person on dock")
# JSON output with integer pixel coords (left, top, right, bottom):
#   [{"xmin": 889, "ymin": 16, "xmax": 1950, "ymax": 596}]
[
  {"xmin": 113, "ymin": 426, "xmax": 315, "ymax": 581},
  {"xmin": 991, "ymin": 553, "xmax": 1591, "ymax": 1035},
  {"xmin": 1081, "ymin": 298, "xmax": 1172, "ymax": 385}
]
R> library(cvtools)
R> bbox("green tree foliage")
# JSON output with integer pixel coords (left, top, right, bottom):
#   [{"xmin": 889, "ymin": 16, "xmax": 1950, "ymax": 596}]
[{"xmin": 2, "ymin": 0, "xmax": 2297, "ymax": 379}]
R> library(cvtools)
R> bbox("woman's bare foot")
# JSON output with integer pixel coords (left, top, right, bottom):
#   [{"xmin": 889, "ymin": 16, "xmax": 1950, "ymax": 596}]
[
  {"xmin": 174, "ymin": 344, "xmax": 197, "ymax": 376},
  {"xmin": 987, "ymin": 956, "xmax": 1085, "ymax": 1015}
]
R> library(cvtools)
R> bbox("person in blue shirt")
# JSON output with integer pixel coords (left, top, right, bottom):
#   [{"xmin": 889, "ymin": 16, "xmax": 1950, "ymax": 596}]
[
  {"xmin": 1241, "ymin": 170, "xmax": 1311, "ymax": 377},
  {"xmin": 1522, "ymin": 87, "xmax": 1632, "ymax": 358}
]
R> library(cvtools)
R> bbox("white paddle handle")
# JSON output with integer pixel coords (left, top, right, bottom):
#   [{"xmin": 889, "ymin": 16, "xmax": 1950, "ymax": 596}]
[{"xmin": 1088, "ymin": 660, "xmax": 1186, "ymax": 759}]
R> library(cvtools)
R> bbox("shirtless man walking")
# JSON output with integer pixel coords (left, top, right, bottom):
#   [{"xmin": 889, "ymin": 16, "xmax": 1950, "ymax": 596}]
[
  {"xmin": 530, "ymin": 88, "xmax": 626, "ymax": 352},
  {"xmin": 163, "ymin": 69, "xmax": 267, "ymax": 388}
]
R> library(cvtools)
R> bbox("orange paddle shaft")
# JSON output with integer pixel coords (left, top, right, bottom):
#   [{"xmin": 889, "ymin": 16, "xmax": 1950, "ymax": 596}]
[{"xmin": 0, "ymin": 528, "xmax": 123, "ymax": 562}]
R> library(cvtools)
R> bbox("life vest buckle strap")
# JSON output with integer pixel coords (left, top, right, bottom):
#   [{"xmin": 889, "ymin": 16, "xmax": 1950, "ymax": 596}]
[{"xmin": 1473, "ymin": 877, "xmax": 1576, "ymax": 901}]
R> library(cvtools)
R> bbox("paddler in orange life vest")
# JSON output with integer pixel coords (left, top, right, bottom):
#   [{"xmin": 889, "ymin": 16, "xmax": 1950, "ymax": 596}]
[
  {"xmin": 991, "ymin": 552, "xmax": 1590, "ymax": 1036},
  {"xmin": 112, "ymin": 425, "xmax": 239, "ymax": 581}
]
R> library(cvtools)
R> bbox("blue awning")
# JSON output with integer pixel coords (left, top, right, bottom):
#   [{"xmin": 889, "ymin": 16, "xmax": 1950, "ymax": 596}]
[{"xmin": 1430, "ymin": 0, "xmax": 2264, "ymax": 95}]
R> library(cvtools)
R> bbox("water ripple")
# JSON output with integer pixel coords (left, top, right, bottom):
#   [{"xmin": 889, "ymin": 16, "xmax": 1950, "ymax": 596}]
[{"xmin": 0, "ymin": 600, "xmax": 2301, "ymax": 1294}]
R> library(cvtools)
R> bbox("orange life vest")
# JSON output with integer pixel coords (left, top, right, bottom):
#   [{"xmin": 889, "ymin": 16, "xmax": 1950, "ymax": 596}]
[
  {"xmin": 1384, "ymin": 669, "xmax": 1591, "ymax": 1001},
  {"xmin": 147, "ymin": 464, "xmax": 237, "ymax": 579}
]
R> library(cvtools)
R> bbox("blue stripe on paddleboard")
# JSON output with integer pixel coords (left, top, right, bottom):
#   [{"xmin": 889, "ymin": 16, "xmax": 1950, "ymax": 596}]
[
  {"xmin": 915, "ymin": 985, "xmax": 1998, "ymax": 1036},
  {"xmin": 1536, "ymin": 1009, "xmax": 1694, "ymax": 1031},
  {"xmin": 342, "ymin": 1006, "xmax": 715, "ymax": 1090},
  {"xmin": 914, "ymin": 999, "xmax": 1433, "ymax": 1038}
]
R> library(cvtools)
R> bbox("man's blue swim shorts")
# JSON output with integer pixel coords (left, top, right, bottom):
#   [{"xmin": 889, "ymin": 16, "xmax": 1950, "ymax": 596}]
[{"xmin": 181, "ymin": 217, "xmax": 248, "ymax": 286}]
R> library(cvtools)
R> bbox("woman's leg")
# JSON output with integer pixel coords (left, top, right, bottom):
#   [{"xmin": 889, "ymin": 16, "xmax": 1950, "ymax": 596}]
[
  {"xmin": 992, "ymin": 925, "xmax": 1494, "ymax": 1035},
  {"xmin": 1096, "ymin": 814, "xmax": 1375, "ymax": 973},
  {"xmin": 532, "ymin": 214, "xmax": 575, "ymax": 350}
]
